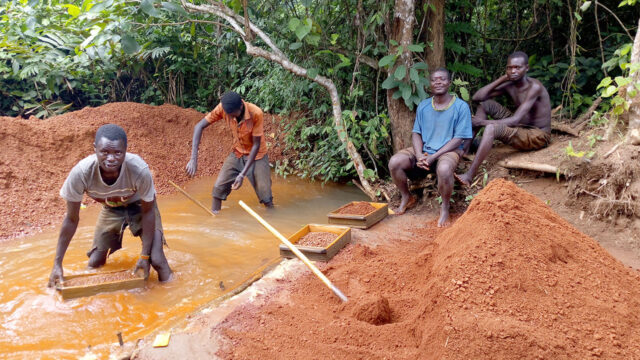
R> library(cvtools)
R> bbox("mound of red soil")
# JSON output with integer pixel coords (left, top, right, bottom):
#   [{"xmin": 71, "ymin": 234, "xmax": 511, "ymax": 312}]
[
  {"xmin": 0, "ymin": 102, "xmax": 285, "ymax": 240},
  {"xmin": 351, "ymin": 294, "xmax": 392, "ymax": 325},
  {"xmin": 214, "ymin": 179, "xmax": 640, "ymax": 359}
]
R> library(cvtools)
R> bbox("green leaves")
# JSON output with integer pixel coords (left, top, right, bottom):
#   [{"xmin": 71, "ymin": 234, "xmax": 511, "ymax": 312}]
[
  {"xmin": 307, "ymin": 68, "xmax": 319, "ymax": 79},
  {"xmin": 63, "ymin": 4, "xmax": 82, "ymax": 18},
  {"xmin": 378, "ymin": 54, "xmax": 395, "ymax": 68},
  {"xmin": 393, "ymin": 65, "xmax": 406, "ymax": 80},
  {"xmin": 140, "ymin": 0, "xmax": 161, "ymax": 17},
  {"xmin": 161, "ymin": 2, "xmax": 187, "ymax": 16},
  {"xmin": 407, "ymin": 43, "xmax": 424, "ymax": 52},
  {"xmin": 289, "ymin": 17, "xmax": 312, "ymax": 40},
  {"xmin": 121, "ymin": 35, "xmax": 140, "ymax": 54}
]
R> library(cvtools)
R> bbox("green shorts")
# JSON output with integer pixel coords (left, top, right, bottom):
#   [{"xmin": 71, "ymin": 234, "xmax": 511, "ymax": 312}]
[{"xmin": 87, "ymin": 201, "xmax": 166, "ymax": 258}]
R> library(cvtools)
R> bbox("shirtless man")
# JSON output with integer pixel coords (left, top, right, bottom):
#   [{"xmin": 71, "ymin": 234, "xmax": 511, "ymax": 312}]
[{"xmin": 455, "ymin": 51, "xmax": 552, "ymax": 186}]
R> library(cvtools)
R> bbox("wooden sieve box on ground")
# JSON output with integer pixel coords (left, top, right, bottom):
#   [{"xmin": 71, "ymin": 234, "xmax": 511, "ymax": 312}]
[
  {"xmin": 280, "ymin": 224, "xmax": 351, "ymax": 261},
  {"xmin": 56, "ymin": 269, "xmax": 145, "ymax": 300},
  {"xmin": 327, "ymin": 202, "xmax": 388, "ymax": 229}
]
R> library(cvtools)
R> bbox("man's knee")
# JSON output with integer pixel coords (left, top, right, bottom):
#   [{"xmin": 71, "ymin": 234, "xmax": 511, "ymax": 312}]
[
  {"xmin": 436, "ymin": 161, "xmax": 454, "ymax": 178},
  {"xmin": 389, "ymin": 154, "xmax": 410, "ymax": 173},
  {"xmin": 88, "ymin": 249, "xmax": 108, "ymax": 268},
  {"xmin": 484, "ymin": 123, "xmax": 496, "ymax": 138}
]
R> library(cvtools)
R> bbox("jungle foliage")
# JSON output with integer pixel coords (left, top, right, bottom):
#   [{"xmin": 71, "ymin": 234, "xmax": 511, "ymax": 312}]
[{"xmin": 1, "ymin": 0, "xmax": 638, "ymax": 181}]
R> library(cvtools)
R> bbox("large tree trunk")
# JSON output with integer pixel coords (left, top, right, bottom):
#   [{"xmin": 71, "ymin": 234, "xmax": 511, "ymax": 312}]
[
  {"xmin": 387, "ymin": 0, "xmax": 416, "ymax": 152},
  {"xmin": 627, "ymin": 18, "xmax": 640, "ymax": 145},
  {"xmin": 424, "ymin": 0, "xmax": 445, "ymax": 71},
  {"xmin": 180, "ymin": 1, "xmax": 377, "ymax": 198}
]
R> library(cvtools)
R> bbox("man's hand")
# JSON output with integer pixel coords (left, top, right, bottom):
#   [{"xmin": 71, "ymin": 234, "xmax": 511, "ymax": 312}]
[
  {"xmin": 231, "ymin": 174, "xmax": 244, "ymax": 190},
  {"xmin": 417, "ymin": 154, "xmax": 434, "ymax": 170},
  {"xmin": 48, "ymin": 264, "xmax": 63, "ymax": 288},
  {"xmin": 185, "ymin": 158, "xmax": 198, "ymax": 177},
  {"xmin": 134, "ymin": 258, "xmax": 151, "ymax": 280},
  {"xmin": 472, "ymin": 115, "xmax": 487, "ymax": 127}
]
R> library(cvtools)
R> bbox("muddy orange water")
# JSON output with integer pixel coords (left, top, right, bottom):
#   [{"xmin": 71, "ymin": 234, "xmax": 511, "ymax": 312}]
[{"xmin": 0, "ymin": 175, "xmax": 368, "ymax": 359}]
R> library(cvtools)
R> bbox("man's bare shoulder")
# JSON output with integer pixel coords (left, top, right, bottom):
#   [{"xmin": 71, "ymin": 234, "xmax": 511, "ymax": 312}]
[{"xmin": 526, "ymin": 77, "xmax": 548, "ymax": 94}]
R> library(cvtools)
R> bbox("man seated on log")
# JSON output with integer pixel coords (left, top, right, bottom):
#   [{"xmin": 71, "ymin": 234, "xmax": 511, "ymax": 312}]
[
  {"xmin": 388, "ymin": 68, "xmax": 472, "ymax": 227},
  {"xmin": 455, "ymin": 51, "xmax": 552, "ymax": 186},
  {"xmin": 186, "ymin": 91, "xmax": 273, "ymax": 213},
  {"xmin": 48, "ymin": 124, "xmax": 173, "ymax": 287}
]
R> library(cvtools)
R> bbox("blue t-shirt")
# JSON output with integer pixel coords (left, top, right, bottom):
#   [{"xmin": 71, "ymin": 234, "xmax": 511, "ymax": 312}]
[{"xmin": 412, "ymin": 96, "xmax": 472, "ymax": 154}]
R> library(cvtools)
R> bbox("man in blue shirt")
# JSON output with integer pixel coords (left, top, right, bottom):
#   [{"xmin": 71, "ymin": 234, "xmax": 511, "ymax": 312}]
[{"xmin": 388, "ymin": 68, "xmax": 472, "ymax": 227}]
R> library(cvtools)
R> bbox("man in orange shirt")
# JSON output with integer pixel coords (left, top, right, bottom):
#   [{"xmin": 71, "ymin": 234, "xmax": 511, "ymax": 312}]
[{"xmin": 186, "ymin": 92, "xmax": 273, "ymax": 213}]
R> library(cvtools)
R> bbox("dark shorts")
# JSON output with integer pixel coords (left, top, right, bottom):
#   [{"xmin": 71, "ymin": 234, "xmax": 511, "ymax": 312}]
[
  {"xmin": 480, "ymin": 99, "xmax": 551, "ymax": 151},
  {"xmin": 88, "ymin": 201, "xmax": 165, "ymax": 258},
  {"xmin": 212, "ymin": 153, "xmax": 273, "ymax": 204},
  {"xmin": 397, "ymin": 147, "xmax": 461, "ymax": 180}
]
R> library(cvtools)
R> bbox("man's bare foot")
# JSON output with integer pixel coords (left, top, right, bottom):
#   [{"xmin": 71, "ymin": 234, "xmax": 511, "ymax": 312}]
[
  {"xmin": 395, "ymin": 195, "xmax": 417, "ymax": 215},
  {"xmin": 454, "ymin": 173, "xmax": 472, "ymax": 187},
  {"xmin": 437, "ymin": 203, "xmax": 451, "ymax": 227}
]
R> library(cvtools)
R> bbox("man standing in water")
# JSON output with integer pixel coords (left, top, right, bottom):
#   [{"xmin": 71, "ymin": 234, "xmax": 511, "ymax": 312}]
[
  {"xmin": 48, "ymin": 124, "xmax": 173, "ymax": 286},
  {"xmin": 186, "ymin": 91, "xmax": 273, "ymax": 213},
  {"xmin": 455, "ymin": 51, "xmax": 552, "ymax": 186},
  {"xmin": 388, "ymin": 68, "xmax": 472, "ymax": 227}
]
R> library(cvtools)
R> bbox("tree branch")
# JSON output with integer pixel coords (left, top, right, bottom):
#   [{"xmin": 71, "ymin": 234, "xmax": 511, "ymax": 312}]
[
  {"xmin": 179, "ymin": 0, "xmax": 377, "ymax": 198},
  {"xmin": 595, "ymin": 1, "xmax": 633, "ymax": 40}
]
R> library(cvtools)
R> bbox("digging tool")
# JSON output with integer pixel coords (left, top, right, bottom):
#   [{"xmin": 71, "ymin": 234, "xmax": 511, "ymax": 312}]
[
  {"xmin": 168, "ymin": 180, "xmax": 217, "ymax": 217},
  {"xmin": 239, "ymin": 200, "xmax": 348, "ymax": 302}
]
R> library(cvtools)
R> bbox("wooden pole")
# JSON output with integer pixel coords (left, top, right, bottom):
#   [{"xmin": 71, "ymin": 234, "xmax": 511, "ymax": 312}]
[
  {"xmin": 168, "ymin": 180, "xmax": 217, "ymax": 217},
  {"xmin": 238, "ymin": 200, "xmax": 348, "ymax": 302}
]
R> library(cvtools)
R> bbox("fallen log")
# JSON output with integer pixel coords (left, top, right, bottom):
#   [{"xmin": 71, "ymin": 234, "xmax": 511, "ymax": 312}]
[
  {"xmin": 551, "ymin": 122, "xmax": 579, "ymax": 137},
  {"xmin": 497, "ymin": 159, "xmax": 568, "ymax": 177}
]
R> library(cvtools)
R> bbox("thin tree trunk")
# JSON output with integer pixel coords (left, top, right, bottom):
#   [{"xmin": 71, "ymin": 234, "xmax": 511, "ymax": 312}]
[
  {"xmin": 424, "ymin": 0, "xmax": 445, "ymax": 71},
  {"xmin": 180, "ymin": 0, "xmax": 378, "ymax": 198},
  {"xmin": 626, "ymin": 18, "xmax": 640, "ymax": 145},
  {"xmin": 387, "ymin": 0, "xmax": 416, "ymax": 152}
]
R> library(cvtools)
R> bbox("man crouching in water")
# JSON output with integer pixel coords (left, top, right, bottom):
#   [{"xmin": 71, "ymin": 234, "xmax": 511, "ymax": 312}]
[
  {"xmin": 388, "ymin": 68, "xmax": 472, "ymax": 227},
  {"xmin": 48, "ymin": 124, "xmax": 173, "ymax": 286}
]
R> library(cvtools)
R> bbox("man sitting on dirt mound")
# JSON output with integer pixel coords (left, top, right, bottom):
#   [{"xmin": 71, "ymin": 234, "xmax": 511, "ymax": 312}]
[
  {"xmin": 186, "ymin": 91, "xmax": 273, "ymax": 213},
  {"xmin": 388, "ymin": 68, "xmax": 472, "ymax": 227},
  {"xmin": 48, "ymin": 124, "xmax": 173, "ymax": 287},
  {"xmin": 455, "ymin": 51, "xmax": 552, "ymax": 186}
]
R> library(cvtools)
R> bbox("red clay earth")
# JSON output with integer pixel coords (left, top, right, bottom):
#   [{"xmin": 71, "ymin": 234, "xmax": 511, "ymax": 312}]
[
  {"xmin": 212, "ymin": 179, "xmax": 640, "ymax": 359},
  {"xmin": 63, "ymin": 270, "xmax": 141, "ymax": 287},
  {"xmin": 297, "ymin": 231, "xmax": 336, "ymax": 247},
  {"xmin": 334, "ymin": 201, "xmax": 377, "ymax": 215},
  {"xmin": 0, "ymin": 102, "xmax": 285, "ymax": 241}
]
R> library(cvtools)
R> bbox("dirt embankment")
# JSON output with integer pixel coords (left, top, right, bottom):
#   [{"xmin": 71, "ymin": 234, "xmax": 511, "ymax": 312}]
[
  {"xmin": 0, "ymin": 102, "xmax": 285, "ymax": 240},
  {"xmin": 208, "ymin": 179, "xmax": 640, "ymax": 359}
]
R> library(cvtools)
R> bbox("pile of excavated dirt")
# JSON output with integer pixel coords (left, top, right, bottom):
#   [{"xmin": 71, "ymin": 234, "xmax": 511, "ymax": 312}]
[
  {"xmin": 213, "ymin": 179, "xmax": 640, "ymax": 359},
  {"xmin": 0, "ymin": 102, "xmax": 285, "ymax": 240}
]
